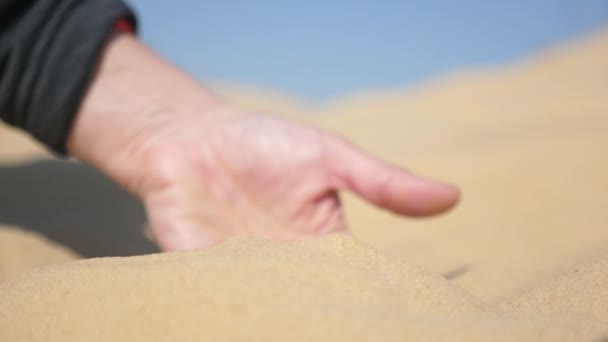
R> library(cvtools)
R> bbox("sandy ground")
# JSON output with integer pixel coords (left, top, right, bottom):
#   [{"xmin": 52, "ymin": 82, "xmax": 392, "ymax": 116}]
[
  {"xmin": 0, "ymin": 225, "xmax": 79, "ymax": 283},
  {"xmin": 1, "ymin": 29, "xmax": 607, "ymax": 341}
]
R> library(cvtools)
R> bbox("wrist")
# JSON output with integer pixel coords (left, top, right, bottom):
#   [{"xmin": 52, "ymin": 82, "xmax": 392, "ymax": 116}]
[{"xmin": 67, "ymin": 33, "xmax": 225, "ymax": 192}]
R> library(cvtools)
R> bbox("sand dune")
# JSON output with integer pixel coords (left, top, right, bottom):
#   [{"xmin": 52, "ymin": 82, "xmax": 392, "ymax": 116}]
[
  {"xmin": 1, "ymin": 234, "xmax": 606, "ymax": 341},
  {"xmin": 1, "ymin": 28, "xmax": 608, "ymax": 340}
]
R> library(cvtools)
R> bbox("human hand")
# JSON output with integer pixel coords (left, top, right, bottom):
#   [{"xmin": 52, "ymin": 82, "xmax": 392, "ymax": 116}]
[{"xmin": 68, "ymin": 34, "xmax": 459, "ymax": 251}]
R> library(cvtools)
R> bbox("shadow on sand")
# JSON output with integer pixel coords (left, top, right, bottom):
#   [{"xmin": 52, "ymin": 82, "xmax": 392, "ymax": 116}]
[{"xmin": 0, "ymin": 159, "xmax": 158, "ymax": 257}]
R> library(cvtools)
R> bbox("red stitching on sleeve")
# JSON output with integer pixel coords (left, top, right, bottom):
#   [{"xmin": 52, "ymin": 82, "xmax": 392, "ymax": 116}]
[{"xmin": 114, "ymin": 18, "xmax": 134, "ymax": 33}]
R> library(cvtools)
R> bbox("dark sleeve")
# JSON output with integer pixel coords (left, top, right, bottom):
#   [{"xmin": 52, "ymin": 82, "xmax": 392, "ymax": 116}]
[{"xmin": 0, "ymin": 0, "xmax": 137, "ymax": 154}]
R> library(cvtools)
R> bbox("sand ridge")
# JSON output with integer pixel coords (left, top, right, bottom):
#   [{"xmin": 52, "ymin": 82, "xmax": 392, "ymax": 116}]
[
  {"xmin": 1, "ymin": 234, "xmax": 607, "ymax": 341},
  {"xmin": 499, "ymin": 252, "xmax": 608, "ymax": 323}
]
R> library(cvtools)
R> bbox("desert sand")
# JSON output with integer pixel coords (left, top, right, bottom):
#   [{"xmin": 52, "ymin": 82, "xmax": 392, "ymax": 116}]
[
  {"xmin": 0, "ymin": 225, "xmax": 78, "ymax": 283},
  {"xmin": 1, "ymin": 29, "xmax": 608, "ymax": 341}
]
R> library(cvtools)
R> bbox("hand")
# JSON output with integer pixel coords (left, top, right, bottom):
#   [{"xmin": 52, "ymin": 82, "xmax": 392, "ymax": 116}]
[
  {"xmin": 116, "ymin": 108, "xmax": 458, "ymax": 251},
  {"xmin": 68, "ymin": 34, "xmax": 459, "ymax": 251}
]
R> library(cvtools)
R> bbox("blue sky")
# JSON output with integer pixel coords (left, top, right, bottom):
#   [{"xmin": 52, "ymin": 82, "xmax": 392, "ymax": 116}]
[{"xmin": 127, "ymin": 1, "xmax": 608, "ymax": 100}]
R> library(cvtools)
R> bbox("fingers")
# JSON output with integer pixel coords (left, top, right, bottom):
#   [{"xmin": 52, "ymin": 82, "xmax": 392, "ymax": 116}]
[{"xmin": 326, "ymin": 138, "xmax": 460, "ymax": 217}]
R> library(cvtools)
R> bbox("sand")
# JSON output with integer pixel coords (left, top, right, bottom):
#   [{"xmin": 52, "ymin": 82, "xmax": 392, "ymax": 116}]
[
  {"xmin": 0, "ymin": 226, "xmax": 79, "ymax": 283},
  {"xmin": 2, "ymin": 234, "xmax": 606, "ymax": 341},
  {"xmin": 1, "ymin": 28, "xmax": 608, "ymax": 341},
  {"xmin": 499, "ymin": 252, "xmax": 608, "ymax": 322},
  {"xmin": 0, "ymin": 124, "xmax": 49, "ymax": 165}
]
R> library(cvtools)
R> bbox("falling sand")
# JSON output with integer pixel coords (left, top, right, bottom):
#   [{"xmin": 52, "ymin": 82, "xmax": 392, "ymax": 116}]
[{"xmin": 1, "ymin": 29, "xmax": 608, "ymax": 341}]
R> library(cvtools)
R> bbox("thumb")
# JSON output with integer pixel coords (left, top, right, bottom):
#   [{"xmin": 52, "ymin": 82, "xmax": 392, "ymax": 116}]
[{"xmin": 326, "ymin": 138, "xmax": 460, "ymax": 216}]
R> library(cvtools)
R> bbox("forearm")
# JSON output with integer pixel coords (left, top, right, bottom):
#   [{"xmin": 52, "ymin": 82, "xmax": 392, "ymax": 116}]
[{"xmin": 67, "ymin": 33, "xmax": 226, "ymax": 193}]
